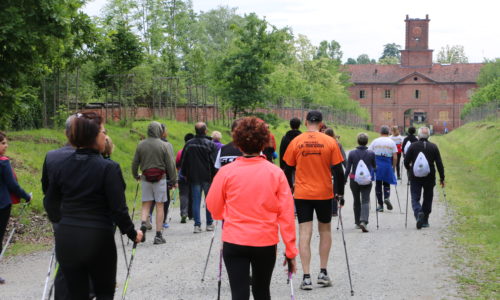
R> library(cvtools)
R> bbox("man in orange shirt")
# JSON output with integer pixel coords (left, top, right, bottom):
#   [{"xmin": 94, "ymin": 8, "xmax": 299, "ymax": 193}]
[{"xmin": 284, "ymin": 110, "xmax": 344, "ymax": 290}]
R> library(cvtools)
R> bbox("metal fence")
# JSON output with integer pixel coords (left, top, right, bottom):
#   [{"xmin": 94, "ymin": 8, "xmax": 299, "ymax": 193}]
[{"xmin": 462, "ymin": 100, "xmax": 500, "ymax": 124}]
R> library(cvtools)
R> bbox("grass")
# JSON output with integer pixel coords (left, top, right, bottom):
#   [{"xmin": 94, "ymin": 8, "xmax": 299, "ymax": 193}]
[
  {"xmin": 4, "ymin": 118, "xmax": 375, "ymax": 256},
  {"xmin": 433, "ymin": 120, "xmax": 500, "ymax": 299}
]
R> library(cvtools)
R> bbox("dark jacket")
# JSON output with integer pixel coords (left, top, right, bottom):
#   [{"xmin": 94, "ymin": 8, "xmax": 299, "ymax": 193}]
[
  {"xmin": 404, "ymin": 138, "xmax": 445, "ymax": 183},
  {"xmin": 344, "ymin": 146, "xmax": 377, "ymax": 180},
  {"xmin": 44, "ymin": 148, "xmax": 137, "ymax": 241},
  {"xmin": 0, "ymin": 158, "xmax": 30, "ymax": 209},
  {"xmin": 402, "ymin": 134, "xmax": 418, "ymax": 156},
  {"xmin": 181, "ymin": 134, "xmax": 218, "ymax": 184},
  {"xmin": 279, "ymin": 129, "xmax": 301, "ymax": 169},
  {"xmin": 41, "ymin": 144, "xmax": 74, "ymax": 194},
  {"xmin": 215, "ymin": 142, "xmax": 242, "ymax": 169}
]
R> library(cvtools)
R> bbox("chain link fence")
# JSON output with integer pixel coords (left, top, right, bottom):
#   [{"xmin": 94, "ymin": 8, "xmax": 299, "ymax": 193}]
[{"xmin": 462, "ymin": 100, "xmax": 500, "ymax": 124}]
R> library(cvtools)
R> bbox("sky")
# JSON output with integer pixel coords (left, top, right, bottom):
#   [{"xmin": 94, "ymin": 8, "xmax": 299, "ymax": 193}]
[{"xmin": 83, "ymin": 0, "xmax": 500, "ymax": 63}]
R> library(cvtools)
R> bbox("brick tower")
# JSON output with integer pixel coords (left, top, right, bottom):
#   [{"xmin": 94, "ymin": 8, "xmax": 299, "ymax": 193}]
[{"xmin": 400, "ymin": 15, "xmax": 433, "ymax": 67}]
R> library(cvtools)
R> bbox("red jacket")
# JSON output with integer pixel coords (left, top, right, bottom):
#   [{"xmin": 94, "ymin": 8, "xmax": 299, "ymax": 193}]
[{"xmin": 206, "ymin": 155, "xmax": 298, "ymax": 259}]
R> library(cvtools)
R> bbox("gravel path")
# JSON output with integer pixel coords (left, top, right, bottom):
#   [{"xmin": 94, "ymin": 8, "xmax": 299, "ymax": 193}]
[{"xmin": 1, "ymin": 172, "xmax": 459, "ymax": 299}]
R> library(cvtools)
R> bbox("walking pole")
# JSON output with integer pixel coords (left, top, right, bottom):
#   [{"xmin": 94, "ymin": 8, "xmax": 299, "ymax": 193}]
[
  {"xmin": 394, "ymin": 184, "xmax": 403, "ymax": 214},
  {"xmin": 0, "ymin": 201, "xmax": 30, "ymax": 260},
  {"xmin": 373, "ymin": 174, "xmax": 379, "ymax": 230},
  {"xmin": 47, "ymin": 262, "xmax": 59, "ymax": 300},
  {"xmin": 121, "ymin": 227, "xmax": 144, "ymax": 300},
  {"xmin": 338, "ymin": 207, "xmax": 355, "ymax": 296},
  {"xmin": 285, "ymin": 256, "xmax": 295, "ymax": 300},
  {"xmin": 120, "ymin": 234, "xmax": 129, "ymax": 269},
  {"xmin": 405, "ymin": 174, "xmax": 410, "ymax": 229},
  {"xmin": 201, "ymin": 220, "xmax": 218, "ymax": 282},
  {"xmin": 217, "ymin": 244, "xmax": 223, "ymax": 300},
  {"xmin": 41, "ymin": 248, "xmax": 56, "ymax": 300},
  {"xmin": 128, "ymin": 182, "xmax": 140, "ymax": 246}
]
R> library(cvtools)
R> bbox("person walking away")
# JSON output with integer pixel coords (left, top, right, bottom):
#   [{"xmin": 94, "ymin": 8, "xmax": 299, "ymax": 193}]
[
  {"xmin": 368, "ymin": 125, "xmax": 397, "ymax": 212},
  {"xmin": 345, "ymin": 133, "xmax": 376, "ymax": 232},
  {"xmin": 324, "ymin": 128, "xmax": 347, "ymax": 217},
  {"xmin": 262, "ymin": 124, "xmax": 277, "ymax": 163},
  {"xmin": 207, "ymin": 117, "xmax": 297, "ymax": 300},
  {"xmin": 180, "ymin": 122, "xmax": 218, "ymax": 233},
  {"xmin": 44, "ymin": 113, "xmax": 143, "ymax": 299},
  {"xmin": 41, "ymin": 115, "xmax": 76, "ymax": 299},
  {"xmin": 283, "ymin": 110, "xmax": 344, "ymax": 290},
  {"xmin": 132, "ymin": 121, "xmax": 177, "ymax": 244},
  {"xmin": 211, "ymin": 131, "xmax": 224, "ymax": 151},
  {"xmin": 402, "ymin": 126, "xmax": 418, "ymax": 157},
  {"xmin": 176, "ymin": 133, "xmax": 194, "ymax": 223},
  {"xmin": 214, "ymin": 120, "xmax": 243, "ymax": 170},
  {"xmin": 279, "ymin": 117, "xmax": 302, "ymax": 192},
  {"xmin": 403, "ymin": 127, "xmax": 445, "ymax": 229},
  {"xmin": 0, "ymin": 132, "xmax": 32, "ymax": 284},
  {"xmin": 390, "ymin": 126, "xmax": 404, "ymax": 180}
]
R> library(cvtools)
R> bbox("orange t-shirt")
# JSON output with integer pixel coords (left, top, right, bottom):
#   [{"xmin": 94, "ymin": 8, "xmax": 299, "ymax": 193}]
[{"xmin": 283, "ymin": 131, "xmax": 344, "ymax": 200}]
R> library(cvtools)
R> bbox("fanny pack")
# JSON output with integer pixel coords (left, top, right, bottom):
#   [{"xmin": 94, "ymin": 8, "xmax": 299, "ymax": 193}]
[{"xmin": 142, "ymin": 168, "xmax": 165, "ymax": 183}]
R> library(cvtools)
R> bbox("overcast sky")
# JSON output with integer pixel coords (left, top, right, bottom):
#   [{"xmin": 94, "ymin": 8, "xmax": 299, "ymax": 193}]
[{"xmin": 83, "ymin": 0, "xmax": 500, "ymax": 63}]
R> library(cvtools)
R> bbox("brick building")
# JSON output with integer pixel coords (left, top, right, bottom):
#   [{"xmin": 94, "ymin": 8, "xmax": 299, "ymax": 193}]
[{"xmin": 346, "ymin": 15, "xmax": 483, "ymax": 133}]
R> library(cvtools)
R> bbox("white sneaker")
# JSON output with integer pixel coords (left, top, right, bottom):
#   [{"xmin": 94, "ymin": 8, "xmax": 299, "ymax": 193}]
[
  {"xmin": 300, "ymin": 277, "xmax": 313, "ymax": 290},
  {"xmin": 317, "ymin": 272, "xmax": 332, "ymax": 287},
  {"xmin": 206, "ymin": 224, "xmax": 215, "ymax": 231},
  {"xmin": 193, "ymin": 226, "xmax": 202, "ymax": 233}
]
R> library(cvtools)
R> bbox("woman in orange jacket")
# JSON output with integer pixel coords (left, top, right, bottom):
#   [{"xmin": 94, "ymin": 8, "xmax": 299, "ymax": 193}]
[{"xmin": 206, "ymin": 117, "xmax": 297, "ymax": 300}]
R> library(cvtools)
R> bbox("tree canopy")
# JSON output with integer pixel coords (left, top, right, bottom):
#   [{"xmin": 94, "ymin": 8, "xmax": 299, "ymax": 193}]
[{"xmin": 437, "ymin": 45, "xmax": 469, "ymax": 64}]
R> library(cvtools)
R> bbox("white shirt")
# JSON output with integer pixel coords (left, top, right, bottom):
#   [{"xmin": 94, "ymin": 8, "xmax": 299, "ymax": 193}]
[
  {"xmin": 390, "ymin": 134, "xmax": 404, "ymax": 145},
  {"xmin": 368, "ymin": 136, "xmax": 397, "ymax": 158}
]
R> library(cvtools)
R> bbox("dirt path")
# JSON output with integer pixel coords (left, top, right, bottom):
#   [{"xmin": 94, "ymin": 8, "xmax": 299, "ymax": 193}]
[{"xmin": 1, "ymin": 172, "xmax": 458, "ymax": 299}]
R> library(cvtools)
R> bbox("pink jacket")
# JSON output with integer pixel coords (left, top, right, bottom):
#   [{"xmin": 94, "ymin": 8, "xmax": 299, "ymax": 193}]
[{"xmin": 206, "ymin": 155, "xmax": 298, "ymax": 259}]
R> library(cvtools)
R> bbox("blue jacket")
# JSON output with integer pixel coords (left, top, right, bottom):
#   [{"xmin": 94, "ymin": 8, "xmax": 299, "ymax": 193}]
[{"xmin": 0, "ymin": 158, "xmax": 30, "ymax": 209}]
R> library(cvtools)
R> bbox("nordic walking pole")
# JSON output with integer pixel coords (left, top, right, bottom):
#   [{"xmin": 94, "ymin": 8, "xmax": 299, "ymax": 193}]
[
  {"xmin": 285, "ymin": 256, "xmax": 295, "ymax": 300},
  {"xmin": 121, "ymin": 242, "xmax": 138, "ymax": 300},
  {"xmin": 128, "ymin": 182, "xmax": 140, "ymax": 246},
  {"xmin": 41, "ymin": 248, "xmax": 56, "ymax": 300},
  {"xmin": 405, "ymin": 174, "xmax": 410, "ymax": 229},
  {"xmin": 120, "ymin": 234, "xmax": 129, "ymax": 269},
  {"xmin": 338, "ymin": 207, "xmax": 355, "ymax": 296},
  {"xmin": 394, "ymin": 184, "xmax": 403, "ymax": 214},
  {"xmin": 201, "ymin": 220, "xmax": 218, "ymax": 282},
  {"xmin": 373, "ymin": 173, "xmax": 379, "ymax": 230},
  {"xmin": 0, "ymin": 200, "xmax": 30, "ymax": 260},
  {"xmin": 47, "ymin": 262, "xmax": 59, "ymax": 300},
  {"xmin": 217, "ymin": 244, "xmax": 223, "ymax": 300}
]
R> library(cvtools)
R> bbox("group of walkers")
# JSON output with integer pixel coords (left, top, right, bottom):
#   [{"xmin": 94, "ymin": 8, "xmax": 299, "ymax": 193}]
[{"xmin": 0, "ymin": 109, "xmax": 446, "ymax": 299}]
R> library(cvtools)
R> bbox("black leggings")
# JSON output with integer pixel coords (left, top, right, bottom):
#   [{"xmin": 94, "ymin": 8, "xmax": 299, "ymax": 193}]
[
  {"xmin": 0, "ymin": 205, "xmax": 11, "ymax": 254},
  {"xmin": 55, "ymin": 224, "xmax": 117, "ymax": 300},
  {"xmin": 223, "ymin": 242, "xmax": 276, "ymax": 300},
  {"xmin": 395, "ymin": 153, "xmax": 402, "ymax": 178}
]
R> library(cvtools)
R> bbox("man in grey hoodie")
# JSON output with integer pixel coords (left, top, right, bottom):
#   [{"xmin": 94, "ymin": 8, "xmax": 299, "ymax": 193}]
[{"xmin": 132, "ymin": 121, "xmax": 177, "ymax": 244}]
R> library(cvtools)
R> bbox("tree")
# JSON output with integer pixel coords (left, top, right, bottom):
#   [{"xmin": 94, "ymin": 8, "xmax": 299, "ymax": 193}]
[
  {"xmin": 314, "ymin": 40, "xmax": 343, "ymax": 62},
  {"xmin": 345, "ymin": 58, "xmax": 357, "ymax": 65},
  {"xmin": 356, "ymin": 54, "xmax": 375, "ymax": 64},
  {"xmin": 477, "ymin": 58, "xmax": 500, "ymax": 87},
  {"xmin": 461, "ymin": 58, "xmax": 500, "ymax": 117},
  {"xmin": 437, "ymin": 45, "xmax": 469, "ymax": 64},
  {"xmin": 380, "ymin": 43, "xmax": 401, "ymax": 59},
  {"xmin": 215, "ymin": 13, "xmax": 292, "ymax": 116},
  {"xmin": 378, "ymin": 56, "xmax": 399, "ymax": 65}
]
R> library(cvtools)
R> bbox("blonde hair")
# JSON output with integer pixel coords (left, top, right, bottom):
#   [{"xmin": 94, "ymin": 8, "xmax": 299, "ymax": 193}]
[
  {"xmin": 391, "ymin": 126, "xmax": 400, "ymax": 136},
  {"xmin": 211, "ymin": 131, "xmax": 222, "ymax": 142},
  {"xmin": 103, "ymin": 136, "xmax": 114, "ymax": 157}
]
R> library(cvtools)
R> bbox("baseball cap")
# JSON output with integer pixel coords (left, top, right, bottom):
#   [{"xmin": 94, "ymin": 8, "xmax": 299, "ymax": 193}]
[{"xmin": 306, "ymin": 110, "xmax": 322, "ymax": 123}]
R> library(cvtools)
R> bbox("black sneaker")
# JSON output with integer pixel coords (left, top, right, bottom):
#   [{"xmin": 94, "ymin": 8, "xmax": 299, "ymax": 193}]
[
  {"xmin": 376, "ymin": 205, "xmax": 384, "ymax": 212},
  {"xmin": 140, "ymin": 224, "xmax": 147, "ymax": 242},
  {"xmin": 384, "ymin": 198, "xmax": 393, "ymax": 210},
  {"xmin": 181, "ymin": 216, "xmax": 187, "ymax": 224},
  {"xmin": 416, "ymin": 212, "xmax": 425, "ymax": 230},
  {"xmin": 0, "ymin": 276, "xmax": 5, "ymax": 284},
  {"xmin": 422, "ymin": 215, "xmax": 430, "ymax": 228},
  {"xmin": 153, "ymin": 235, "xmax": 166, "ymax": 244}
]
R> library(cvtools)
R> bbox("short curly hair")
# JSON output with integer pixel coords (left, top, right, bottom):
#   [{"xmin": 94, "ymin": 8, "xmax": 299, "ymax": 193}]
[{"xmin": 232, "ymin": 117, "xmax": 270, "ymax": 154}]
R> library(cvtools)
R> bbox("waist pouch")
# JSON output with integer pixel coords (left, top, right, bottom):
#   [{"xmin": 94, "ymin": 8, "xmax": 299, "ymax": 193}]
[{"xmin": 143, "ymin": 168, "xmax": 165, "ymax": 183}]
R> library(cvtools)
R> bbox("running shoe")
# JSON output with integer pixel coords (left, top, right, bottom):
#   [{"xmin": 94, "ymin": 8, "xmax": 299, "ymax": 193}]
[
  {"xmin": 0, "ymin": 277, "xmax": 5, "ymax": 284},
  {"xmin": 355, "ymin": 224, "xmax": 361, "ymax": 229},
  {"xmin": 206, "ymin": 224, "xmax": 215, "ymax": 231},
  {"xmin": 300, "ymin": 277, "xmax": 313, "ymax": 290},
  {"xmin": 163, "ymin": 223, "xmax": 170, "ymax": 229},
  {"xmin": 153, "ymin": 235, "xmax": 166, "ymax": 244},
  {"xmin": 384, "ymin": 198, "xmax": 393, "ymax": 210},
  {"xmin": 193, "ymin": 226, "xmax": 202, "ymax": 233},
  {"xmin": 416, "ymin": 212, "xmax": 425, "ymax": 230},
  {"xmin": 376, "ymin": 205, "xmax": 384, "ymax": 212},
  {"xmin": 181, "ymin": 216, "xmax": 187, "ymax": 224},
  {"xmin": 359, "ymin": 222, "xmax": 369, "ymax": 232},
  {"xmin": 317, "ymin": 272, "xmax": 332, "ymax": 287}
]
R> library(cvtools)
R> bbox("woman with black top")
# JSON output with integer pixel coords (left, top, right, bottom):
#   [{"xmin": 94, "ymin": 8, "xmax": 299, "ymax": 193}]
[{"xmin": 44, "ymin": 112, "xmax": 143, "ymax": 300}]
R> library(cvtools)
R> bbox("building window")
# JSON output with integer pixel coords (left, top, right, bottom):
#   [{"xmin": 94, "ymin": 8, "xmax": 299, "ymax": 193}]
[
  {"xmin": 439, "ymin": 111, "xmax": 449, "ymax": 121},
  {"xmin": 441, "ymin": 90, "xmax": 448, "ymax": 100},
  {"xmin": 383, "ymin": 111, "xmax": 393, "ymax": 121},
  {"xmin": 359, "ymin": 90, "xmax": 366, "ymax": 99},
  {"xmin": 384, "ymin": 90, "xmax": 391, "ymax": 98},
  {"xmin": 415, "ymin": 90, "xmax": 420, "ymax": 99}
]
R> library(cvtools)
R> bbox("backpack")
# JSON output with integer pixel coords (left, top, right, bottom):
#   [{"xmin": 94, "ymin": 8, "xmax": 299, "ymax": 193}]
[
  {"xmin": 413, "ymin": 147, "xmax": 430, "ymax": 177},
  {"xmin": 354, "ymin": 159, "xmax": 372, "ymax": 185},
  {"xmin": 404, "ymin": 141, "xmax": 411, "ymax": 155}
]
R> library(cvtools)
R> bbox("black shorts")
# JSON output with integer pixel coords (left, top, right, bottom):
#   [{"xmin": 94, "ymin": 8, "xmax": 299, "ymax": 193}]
[{"xmin": 295, "ymin": 199, "xmax": 332, "ymax": 224}]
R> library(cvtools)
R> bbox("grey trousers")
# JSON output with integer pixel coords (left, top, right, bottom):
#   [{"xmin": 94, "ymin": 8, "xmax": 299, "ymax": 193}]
[
  {"xmin": 350, "ymin": 180, "xmax": 372, "ymax": 225},
  {"xmin": 179, "ymin": 181, "xmax": 190, "ymax": 217}
]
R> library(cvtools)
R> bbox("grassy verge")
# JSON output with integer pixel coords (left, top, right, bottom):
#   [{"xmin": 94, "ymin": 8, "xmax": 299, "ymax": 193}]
[
  {"xmin": 433, "ymin": 120, "xmax": 500, "ymax": 299},
  {"xmin": 4, "ymin": 118, "xmax": 374, "ymax": 256}
]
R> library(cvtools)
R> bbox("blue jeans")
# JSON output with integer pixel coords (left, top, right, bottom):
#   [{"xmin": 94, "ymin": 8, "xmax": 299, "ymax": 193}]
[
  {"xmin": 191, "ymin": 182, "xmax": 213, "ymax": 227},
  {"xmin": 410, "ymin": 180, "xmax": 435, "ymax": 219}
]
